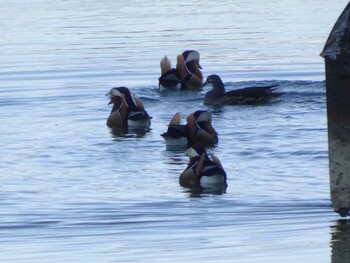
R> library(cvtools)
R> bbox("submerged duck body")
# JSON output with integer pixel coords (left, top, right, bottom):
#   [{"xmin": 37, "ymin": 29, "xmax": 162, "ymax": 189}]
[
  {"xmin": 203, "ymin": 74, "xmax": 280, "ymax": 105},
  {"xmin": 179, "ymin": 147, "xmax": 227, "ymax": 191},
  {"xmin": 161, "ymin": 110, "xmax": 218, "ymax": 150},
  {"xmin": 107, "ymin": 87, "xmax": 152, "ymax": 131},
  {"xmin": 159, "ymin": 50, "xmax": 203, "ymax": 90}
]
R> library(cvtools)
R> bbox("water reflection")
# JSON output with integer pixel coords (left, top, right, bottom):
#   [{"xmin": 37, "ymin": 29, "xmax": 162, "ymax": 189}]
[
  {"xmin": 164, "ymin": 144, "xmax": 188, "ymax": 151},
  {"xmin": 331, "ymin": 219, "xmax": 350, "ymax": 263},
  {"xmin": 186, "ymin": 185, "xmax": 227, "ymax": 197},
  {"xmin": 109, "ymin": 127, "xmax": 150, "ymax": 138}
]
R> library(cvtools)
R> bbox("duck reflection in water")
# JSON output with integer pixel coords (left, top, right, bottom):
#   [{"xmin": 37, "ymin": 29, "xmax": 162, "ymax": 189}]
[
  {"xmin": 161, "ymin": 110, "xmax": 218, "ymax": 150},
  {"xmin": 106, "ymin": 87, "xmax": 152, "ymax": 137},
  {"xmin": 179, "ymin": 147, "xmax": 227, "ymax": 194}
]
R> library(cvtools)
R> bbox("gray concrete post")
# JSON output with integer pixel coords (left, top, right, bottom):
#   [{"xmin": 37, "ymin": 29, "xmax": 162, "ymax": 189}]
[{"xmin": 321, "ymin": 2, "xmax": 350, "ymax": 217}]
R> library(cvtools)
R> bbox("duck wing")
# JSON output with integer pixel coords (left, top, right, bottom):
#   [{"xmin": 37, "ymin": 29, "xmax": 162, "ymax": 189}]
[
  {"xmin": 159, "ymin": 69, "xmax": 183, "ymax": 89},
  {"xmin": 128, "ymin": 110, "xmax": 151, "ymax": 121},
  {"xmin": 161, "ymin": 124, "xmax": 188, "ymax": 139},
  {"xmin": 223, "ymin": 85, "xmax": 278, "ymax": 104}
]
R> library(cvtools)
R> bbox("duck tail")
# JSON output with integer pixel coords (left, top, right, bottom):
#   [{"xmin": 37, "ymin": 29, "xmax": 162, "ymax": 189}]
[
  {"xmin": 169, "ymin": 112, "xmax": 181, "ymax": 125},
  {"xmin": 160, "ymin": 56, "xmax": 172, "ymax": 75}
]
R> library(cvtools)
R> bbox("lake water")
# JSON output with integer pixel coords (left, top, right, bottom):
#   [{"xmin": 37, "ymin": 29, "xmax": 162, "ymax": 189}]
[{"xmin": 1, "ymin": 0, "xmax": 350, "ymax": 262}]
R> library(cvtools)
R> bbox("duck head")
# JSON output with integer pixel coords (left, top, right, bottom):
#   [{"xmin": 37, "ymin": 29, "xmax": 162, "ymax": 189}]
[
  {"xmin": 182, "ymin": 50, "xmax": 202, "ymax": 69},
  {"xmin": 107, "ymin": 88, "xmax": 122, "ymax": 106},
  {"xmin": 113, "ymin": 87, "xmax": 137, "ymax": 108},
  {"xmin": 194, "ymin": 110, "xmax": 212, "ymax": 123},
  {"xmin": 203, "ymin": 74, "xmax": 227, "ymax": 105},
  {"xmin": 174, "ymin": 50, "xmax": 203, "ymax": 90},
  {"xmin": 183, "ymin": 50, "xmax": 203, "ymax": 84},
  {"xmin": 203, "ymin": 74, "xmax": 225, "ymax": 93},
  {"xmin": 179, "ymin": 147, "xmax": 207, "ymax": 189},
  {"xmin": 187, "ymin": 110, "xmax": 218, "ymax": 147},
  {"xmin": 186, "ymin": 146, "xmax": 208, "ymax": 160}
]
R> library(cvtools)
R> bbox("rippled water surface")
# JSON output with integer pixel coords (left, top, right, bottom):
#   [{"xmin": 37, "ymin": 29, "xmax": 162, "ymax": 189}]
[{"xmin": 1, "ymin": 0, "xmax": 350, "ymax": 262}]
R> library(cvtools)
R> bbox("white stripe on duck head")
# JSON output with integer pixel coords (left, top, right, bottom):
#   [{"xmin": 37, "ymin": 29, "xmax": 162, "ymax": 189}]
[{"xmin": 176, "ymin": 50, "xmax": 203, "ymax": 90}]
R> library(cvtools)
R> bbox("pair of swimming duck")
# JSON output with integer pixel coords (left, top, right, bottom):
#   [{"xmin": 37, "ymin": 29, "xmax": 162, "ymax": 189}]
[
  {"xmin": 160, "ymin": 110, "xmax": 226, "ymax": 192},
  {"xmin": 159, "ymin": 50, "xmax": 279, "ymax": 105}
]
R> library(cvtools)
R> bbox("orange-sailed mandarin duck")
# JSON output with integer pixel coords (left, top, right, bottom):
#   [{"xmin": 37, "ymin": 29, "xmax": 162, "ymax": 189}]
[
  {"xmin": 179, "ymin": 147, "xmax": 227, "ymax": 190},
  {"xmin": 161, "ymin": 110, "xmax": 218, "ymax": 150},
  {"xmin": 107, "ymin": 87, "xmax": 152, "ymax": 130},
  {"xmin": 159, "ymin": 50, "xmax": 203, "ymax": 90}
]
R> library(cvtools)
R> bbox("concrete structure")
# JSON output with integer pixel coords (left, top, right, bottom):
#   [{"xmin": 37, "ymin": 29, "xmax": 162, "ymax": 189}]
[{"xmin": 320, "ymin": 2, "xmax": 350, "ymax": 217}]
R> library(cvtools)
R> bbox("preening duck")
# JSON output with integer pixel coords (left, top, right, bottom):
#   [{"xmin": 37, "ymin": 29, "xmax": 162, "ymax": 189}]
[
  {"xmin": 106, "ymin": 87, "xmax": 152, "ymax": 130},
  {"xmin": 179, "ymin": 147, "xmax": 227, "ymax": 191},
  {"xmin": 161, "ymin": 110, "xmax": 218, "ymax": 150},
  {"xmin": 203, "ymin": 74, "xmax": 280, "ymax": 105},
  {"xmin": 158, "ymin": 50, "xmax": 203, "ymax": 90}
]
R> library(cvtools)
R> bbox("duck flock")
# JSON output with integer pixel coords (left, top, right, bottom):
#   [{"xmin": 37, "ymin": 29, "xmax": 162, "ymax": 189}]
[{"xmin": 106, "ymin": 50, "xmax": 281, "ymax": 194}]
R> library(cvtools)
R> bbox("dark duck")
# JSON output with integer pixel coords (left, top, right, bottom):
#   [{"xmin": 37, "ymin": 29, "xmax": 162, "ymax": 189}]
[
  {"xmin": 106, "ymin": 87, "xmax": 152, "ymax": 130},
  {"xmin": 203, "ymin": 74, "xmax": 280, "ymax": 105},
  {"xmin": 179, "ymin": 147, "xmax": 227, "ymax": 191},
  {"xmin": 158, "ymin": 50, "xmax": 203, "ymax": 90},
  {"xmin": 161, "ymin": 110, "xmax": 218, "ymax": 150}
]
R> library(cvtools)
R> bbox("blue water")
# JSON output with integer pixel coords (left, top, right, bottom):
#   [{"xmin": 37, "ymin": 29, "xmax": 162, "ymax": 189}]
[{"xmin": 1, "ymin": 0, "xmax": 350, "ymax": 262}]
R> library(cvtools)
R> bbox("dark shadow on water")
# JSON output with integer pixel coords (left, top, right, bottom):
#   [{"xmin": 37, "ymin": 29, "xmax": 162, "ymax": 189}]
[
  {"xmin": 164, "ymin": 145, "xmax": 188, "ymax": 151},
  {"xmin": 331, "ymin": 219, "xmax": 350, "ymax": 263},
  {"xmin": 109, "ymin": 127, "xmax": 150, "ymax": 138},
  {"xmin": 183, "ymin": 184, "xmax": 227, "ymax": 197}
]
